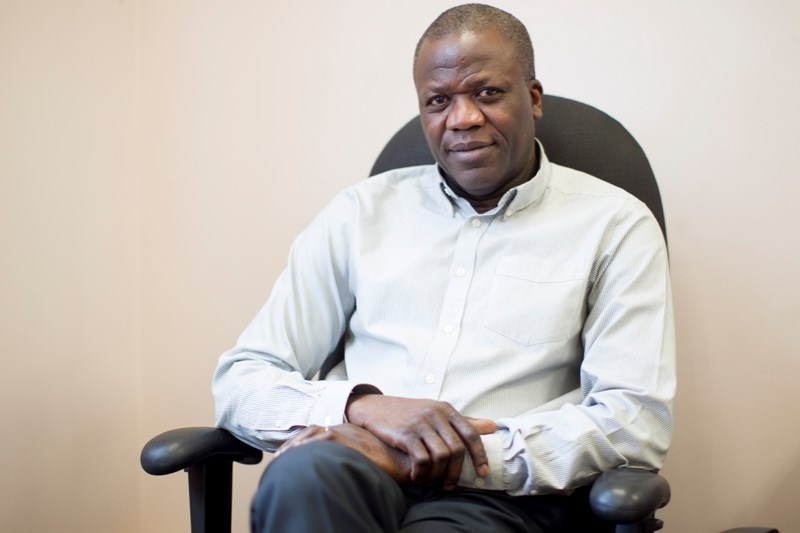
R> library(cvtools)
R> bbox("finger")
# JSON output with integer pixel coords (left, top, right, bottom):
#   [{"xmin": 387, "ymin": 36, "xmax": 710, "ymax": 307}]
[
  {"xmin": 274, "ymin": 425, "xmax": 326, "ymax": 458},
  {"xmin": 419, "ymin": 403, "xmax": 479, "ymax": 484},
  {"xmin": 403, "ymin": 434, "xmax": 432, "ymax": 482},
  {"xmin": 436, "ymin": 430, "xmax": 466, "ymax": 490},
  {"xmin": 465, "ymin": 416, "xmax": 497, "ymax": 435},
  {"xmin": 410, "ymin": 406, "xmax": 464, "ymax": 483},
  {"xmin": 417, "ymin": 427, "xmax": 453, "ymax": 484},
  {"xmin": 449, "ymin": 416, "xmax": 490, "ymax": 478},
  {"xmin": 419, "ymin": 412, "xmax": 471, "ymax": 488}
]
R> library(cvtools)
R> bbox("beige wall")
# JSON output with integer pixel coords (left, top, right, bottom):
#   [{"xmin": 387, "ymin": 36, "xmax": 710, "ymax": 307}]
[
  {"xmin": 1, "ymin": 1, "xmax": 798, "ymax": 532},
  {"xmin": 0, "ymin": 1, "xmax": 141, "ymax": 532}
]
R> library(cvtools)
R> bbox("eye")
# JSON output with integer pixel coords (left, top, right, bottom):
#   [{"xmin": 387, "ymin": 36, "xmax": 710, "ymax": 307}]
[
  {"xmin": 426, "ymin": 95, "xmax": 449, "ymax": 107},
  {"xmin": 477, "ymin": 87, "xmax": 500, "ymax": 98}
]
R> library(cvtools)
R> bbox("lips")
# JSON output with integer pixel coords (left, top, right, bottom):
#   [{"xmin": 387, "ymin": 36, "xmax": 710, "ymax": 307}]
[
  {"xmin": 447, "ymin": 140, "xmax": 495, "ymax": 165},
  {"xmin": 449, "ymin": 140, "xmax": 493, "ymax": 152}
]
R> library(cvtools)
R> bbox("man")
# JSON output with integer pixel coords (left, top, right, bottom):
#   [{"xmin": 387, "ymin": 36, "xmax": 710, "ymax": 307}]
[{"xmin": 213, "ymin": 4, "xmax": 674, "ymax": 532}]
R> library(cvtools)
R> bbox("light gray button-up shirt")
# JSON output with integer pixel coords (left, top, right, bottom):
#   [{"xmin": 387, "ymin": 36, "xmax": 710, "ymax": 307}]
[{"xmin": 213, "ymin": 142, "xmax": 675, "ymax": 496}]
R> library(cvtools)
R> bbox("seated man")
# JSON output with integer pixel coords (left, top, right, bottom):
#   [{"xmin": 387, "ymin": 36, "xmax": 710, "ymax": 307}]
[{"xmin": 213, "ymin": 4, "xmax": 675, "ymax": 532}]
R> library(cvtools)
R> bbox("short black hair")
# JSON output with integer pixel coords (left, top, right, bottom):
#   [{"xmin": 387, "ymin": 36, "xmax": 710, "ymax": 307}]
[{"xmin": 414, "ymin": 3, "xmax": 536, "ymax": 80}]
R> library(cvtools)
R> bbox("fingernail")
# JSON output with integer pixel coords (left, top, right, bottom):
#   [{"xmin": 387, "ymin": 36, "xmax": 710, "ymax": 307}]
[{"xmin": 478, "ymin": 465, "xmax": 489, "ymax": 477}]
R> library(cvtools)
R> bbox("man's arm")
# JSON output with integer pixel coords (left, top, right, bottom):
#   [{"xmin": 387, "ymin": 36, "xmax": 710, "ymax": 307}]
[
  {"xmin": 466, "ymin": 201, "xmax": 675, "ymax": 495},
  {"xmin": 212, "ymin": 190, "xmax": 369, "ymax": 451}
]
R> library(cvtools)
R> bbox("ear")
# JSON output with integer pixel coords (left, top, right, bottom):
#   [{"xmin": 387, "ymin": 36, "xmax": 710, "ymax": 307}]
[{"xmin": 528, "ymin": 79, "xmax": 544, "ymax": 120}]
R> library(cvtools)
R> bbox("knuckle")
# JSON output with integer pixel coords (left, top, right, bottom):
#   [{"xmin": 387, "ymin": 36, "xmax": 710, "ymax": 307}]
[
  {"xmin": 439, "ymin": 401, "xmax": 455, "ymax": 411},
  {"xmin": 397, "ymin": 427, "xmax": 415, "ymax": 441},
  {"xmin": 431, "ymin": 450, "xmax": 450, "ymax": 463},
  {"xmin": 413, "ymin": 455, "xmax": 430, "ymax": 469},
  {"xmin": 419, "ymin": 404, "xmax": 436, "ymax": 417},
  {"xmin": 465, "ymin": 429, "xmax": 482, "ymax": 442}
]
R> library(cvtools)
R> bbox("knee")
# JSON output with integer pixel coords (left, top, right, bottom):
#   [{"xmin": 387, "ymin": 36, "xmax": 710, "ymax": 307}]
[
  {"xmin": 252, "ymin": 442, "xmax": 351, "ymax": 530},
  {"xmin": 254, "ymin": 441, "xmax": 374, "ymax": 502},
  {"xmin": 252, "ymin": 441, "xmax": 403, "ymax": 532}
]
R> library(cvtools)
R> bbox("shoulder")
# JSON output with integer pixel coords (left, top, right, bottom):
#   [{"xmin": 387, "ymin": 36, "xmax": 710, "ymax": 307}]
[
  {"xmin": 541, "ymin": 162, "xmax": 665, "ymax": 256},
  {"xmin": 546, "ymin": 162, "xmax": 652, "ymax": 218},
  {"xmin": 353, "ymin": 164, "xmax": 439, "ymax": 193},
  {"xmin": 313, "ymin": 164, "xmax": 443, "ymax": 228},
  {"xmin": 548, "ymin": 162, "xmax": 633, "ymax": 200},
  {"xmin": 343, "ymin": 164, "xmax": 443, "ymax": 209}
]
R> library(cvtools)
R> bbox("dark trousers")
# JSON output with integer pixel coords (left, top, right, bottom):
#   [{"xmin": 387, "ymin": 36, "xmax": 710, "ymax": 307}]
[{"xmin": 251, "ymin": 441, "xmax": 613, "ymax": 533}]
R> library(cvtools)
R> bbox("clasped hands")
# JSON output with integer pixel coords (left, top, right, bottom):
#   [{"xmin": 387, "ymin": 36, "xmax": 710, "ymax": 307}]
[{"xmin": 274, "ymin": 394, "xmax": 496, "ymax": 490}]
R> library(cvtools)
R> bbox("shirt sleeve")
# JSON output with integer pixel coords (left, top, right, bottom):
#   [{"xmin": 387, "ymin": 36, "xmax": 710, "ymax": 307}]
[
  {"xmin": 464, "ymin": 200, "xmax": 676, "ymax": 495},
  {"xmin": 212, "ymin": 189, "xmax": 380, "ymax": 452}
]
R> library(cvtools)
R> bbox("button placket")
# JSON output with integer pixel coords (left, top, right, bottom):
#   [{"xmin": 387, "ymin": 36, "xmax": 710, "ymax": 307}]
[{"xmin": 414, "ymin": 215, "xmax": 491, "ymax": 397}]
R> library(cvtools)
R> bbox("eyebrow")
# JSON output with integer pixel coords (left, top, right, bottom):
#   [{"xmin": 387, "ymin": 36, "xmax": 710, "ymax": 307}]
[
  {"xmin": 428, "ymin": 74, "xmax": 513, "ymax": 95},
  {"xmin": 422, "ymin": 74, "xmax": 496, "ymax": 95}
]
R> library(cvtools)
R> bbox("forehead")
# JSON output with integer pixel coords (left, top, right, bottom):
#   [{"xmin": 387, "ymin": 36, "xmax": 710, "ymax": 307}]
[{"xmin": 414, "ymin": 30, "xmax": 521, "ymax": 88}]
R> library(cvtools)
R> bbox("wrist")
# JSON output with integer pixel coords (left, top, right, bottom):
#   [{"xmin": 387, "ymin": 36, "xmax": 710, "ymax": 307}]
[
  {"xmin": 344, "ymin": 393, "xmax": 369, "ymax": 425},
  {"xmin": 343, "ymin": 384, "xmax": 382, "ymax": 425}
]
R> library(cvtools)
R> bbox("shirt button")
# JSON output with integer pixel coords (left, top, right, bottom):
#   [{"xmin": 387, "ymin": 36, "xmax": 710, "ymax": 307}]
[
  {"xmin": 425, "ymin": 374, "xmax": 436, "ymax": 384},
  {"xmin": 455, "ymin": 267, "xmax": 466, "ymax": 277},
  {"xmin": 474, "ymin": 478, "xmax": 485, "ymax": 488},
  {"xmin": 443, "ymin": 324, "xmax": 454, "ymax": 333},
  {"xmin": 529, "ymin": 490, "xmax": 538, "ymax": 495},
  {"xmin": 470, "ymin": 218, "xmax": 481, "ymax": 227}
]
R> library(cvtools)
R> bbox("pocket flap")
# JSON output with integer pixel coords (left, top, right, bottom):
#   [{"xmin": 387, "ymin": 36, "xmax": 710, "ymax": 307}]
[{"xmin": 495, "ymin": 256, "xmax": 585, "ymax": 282}]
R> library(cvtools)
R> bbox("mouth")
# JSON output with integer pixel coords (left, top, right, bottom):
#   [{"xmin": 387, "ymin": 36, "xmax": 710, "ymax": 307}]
[
  {"xmin": 448, "ymin": 140, "xmax": 493, "ymax": 153},
  {"xmin": 447, "ymin": 140, "xmax": 495, "ymax": 164}
]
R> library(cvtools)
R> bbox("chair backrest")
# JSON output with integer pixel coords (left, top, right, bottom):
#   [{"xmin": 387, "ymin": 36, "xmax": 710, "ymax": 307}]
[
  {"xmin": 370, "ymin": 94, "xmax": 666, "ymax": 238},
  {"xmin": 320, "ymin": 95, "xmax": 664, "ymax": 378}
]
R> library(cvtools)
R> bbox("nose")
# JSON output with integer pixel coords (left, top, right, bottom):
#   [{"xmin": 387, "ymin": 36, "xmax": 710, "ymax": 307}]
[{"xmin": 446, "ymin": 97, "xmax": 484, "ymax": 130}]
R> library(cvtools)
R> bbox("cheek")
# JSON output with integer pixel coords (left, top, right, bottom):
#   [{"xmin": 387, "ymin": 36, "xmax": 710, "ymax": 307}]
[
  {"xmin": 421, "ymin": 120, "xmax": 445, "ymax": 148},
  {"xmin": 498, "ymin": 118, "xmax": 532, "ymax": 148}
]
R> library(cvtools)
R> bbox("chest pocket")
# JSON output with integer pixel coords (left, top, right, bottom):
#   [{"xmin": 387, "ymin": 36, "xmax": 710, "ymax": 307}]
[{"xmin": 483, "ymin": 256, "xmax": 587, "ymax": 346}]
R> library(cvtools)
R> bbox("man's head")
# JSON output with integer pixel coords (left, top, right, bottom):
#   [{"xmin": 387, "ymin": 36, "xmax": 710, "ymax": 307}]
[
  {"xmin": 413, "ymin": 4, "xmax": 543, "ymax": 212},
  {"xmin": 414, "ymin": 4, "xmax": 536, "ymax": 82}
]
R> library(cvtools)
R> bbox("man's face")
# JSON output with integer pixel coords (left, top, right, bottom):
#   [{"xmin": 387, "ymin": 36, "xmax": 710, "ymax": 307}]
[{"xmin": 413, "ymin": 30, "xmax": 543, "ymax": 210}]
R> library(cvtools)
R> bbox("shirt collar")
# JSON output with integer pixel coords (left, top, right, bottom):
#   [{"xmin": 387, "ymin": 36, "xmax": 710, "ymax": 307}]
[{"xmin": 435, "ymin": 139, "xmax": 552, "ymax": 219}]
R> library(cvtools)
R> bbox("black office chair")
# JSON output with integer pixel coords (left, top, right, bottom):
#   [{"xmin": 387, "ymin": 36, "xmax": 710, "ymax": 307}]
[{"xmin": 141, "ymin": 95, "xmax": 778, "ymax": 533}]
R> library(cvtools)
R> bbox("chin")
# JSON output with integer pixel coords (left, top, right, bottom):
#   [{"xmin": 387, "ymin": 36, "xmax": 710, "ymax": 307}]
[{"xmin": 450, "ymin": 171, "xmax": 496, "ymax": 190}]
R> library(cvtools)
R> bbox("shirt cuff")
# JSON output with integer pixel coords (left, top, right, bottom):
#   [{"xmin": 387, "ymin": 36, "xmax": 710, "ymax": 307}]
[
  {"xmin": 309, "ymin": 381, "xmax": 381, "ymax": 427},
  {"xmin": 458, "ymin": 432, "xmax": 503, "ymax": 490}
]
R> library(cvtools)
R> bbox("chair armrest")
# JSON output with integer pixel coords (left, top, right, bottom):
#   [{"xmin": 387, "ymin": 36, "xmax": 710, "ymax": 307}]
[
  {"xmin": 589, "ymin": 468, "xmax": 670, "ymax": 524},
  {"xmin": 141, "ymin": 427, "xmax": 263, "ymax": 476}
]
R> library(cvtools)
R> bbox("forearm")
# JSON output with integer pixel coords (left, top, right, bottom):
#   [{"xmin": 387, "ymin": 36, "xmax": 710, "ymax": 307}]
[
  {"xmin": 503, "ymin": 393, "xmax": 670, "ymax": 495},
  {"xmin": 213, "ymin": 349, "xmax": 371, "ymax": 451},
  {"xmin": 456, "ymin": 388, "xmax": 670, "ymax": 495}
]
